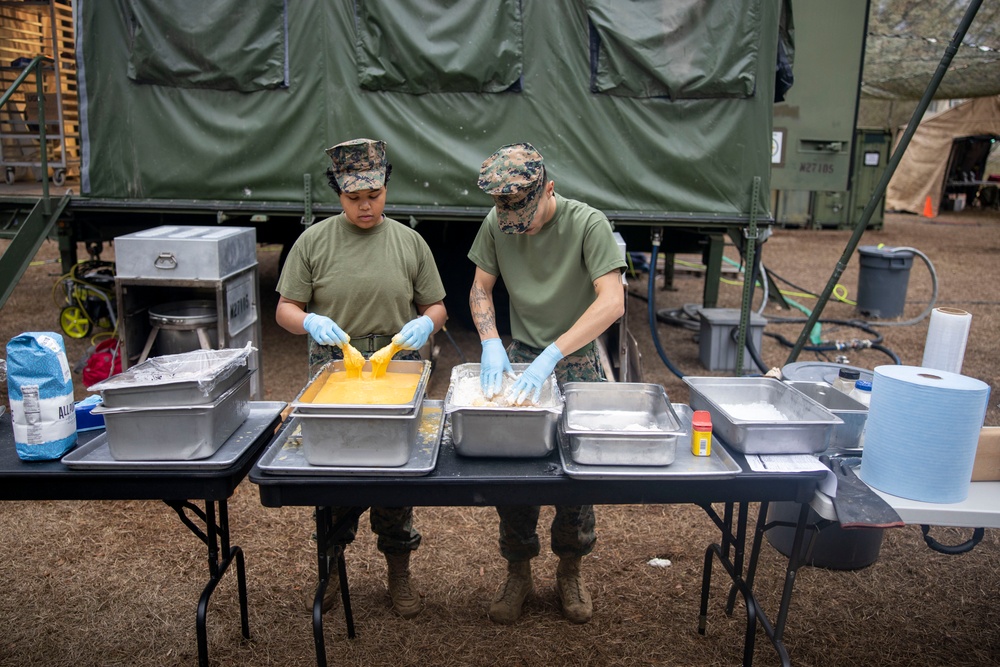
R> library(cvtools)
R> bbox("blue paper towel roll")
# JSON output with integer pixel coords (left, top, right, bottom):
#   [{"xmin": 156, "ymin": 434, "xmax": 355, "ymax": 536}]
[{"xmin": 859, "ymin": 365, "xmax": 990, "ymax": 503}]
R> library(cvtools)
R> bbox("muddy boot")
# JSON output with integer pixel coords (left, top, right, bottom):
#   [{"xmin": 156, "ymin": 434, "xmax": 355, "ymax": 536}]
[
  {"xmin": 556, "ymin": 557, "xmax": 592, "ymax": 624},
  {"xmin": 385, "ymin": 552, "xmax": 423, "ymax": 619},
  {"xmin": 488, "ymin": 559, "xmax": 533, "ymax": 624}
]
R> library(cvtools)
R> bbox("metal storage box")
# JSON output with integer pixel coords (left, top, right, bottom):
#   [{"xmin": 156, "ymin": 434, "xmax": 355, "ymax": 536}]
[
  {"xmin": 444, "ymin": 363, "xmax": 563, "ymax": 458},
  {"xmin": 291, "ymin": 359, "xmax": 431, "ymax": 415},
  {"xmin": 561, "ymin": 382, "xmax": 684, "ymax": 466},
  {"xmin": 785, "ymin": 381, "xmax": 868, "ymax": 450},
  {"xmin": 683, "ymin": 376, "xmax": 842, "ymax": 454},
  {"xmin": 291, "ymin": 404, "xmax": 422, "ymax": 467},
  {"xmin": 87, "ymin": 347, "xmax": 252, "ymax": 408},
  {"xmin": 114, "ymin": 225, "xmax": 257, "ymax": 280},
  {"xmin": 92, "ymin": 371, "xmax": 253, "ymax": 460}
]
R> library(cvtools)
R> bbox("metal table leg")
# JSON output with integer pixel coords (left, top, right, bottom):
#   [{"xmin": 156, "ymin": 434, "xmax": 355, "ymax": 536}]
[
  {"xmin": 165, "ymin": 499, "xmax": 249, "ymax": 667},
  {"xmin": 312, "ymin": 506, "xmax": 368, "ymax": 667},
  {"xmin": 699, "ymin": 500, "xmax": 812, "ymax": 667}
]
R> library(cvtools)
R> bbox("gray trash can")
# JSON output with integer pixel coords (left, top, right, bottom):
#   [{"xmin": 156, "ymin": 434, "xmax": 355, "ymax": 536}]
[
  {"xmin": 765, "ymin": 501, "xmax": 883, "ymax": 570},
  {"xmin": 856, "ymin": 245, "xmax": 914, "ymax": 318}
]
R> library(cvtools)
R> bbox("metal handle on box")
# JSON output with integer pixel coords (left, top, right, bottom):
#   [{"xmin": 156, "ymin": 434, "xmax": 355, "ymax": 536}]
[{"xmin": 154, "ymin": 252, "xmax": 178, "ymax": 270}]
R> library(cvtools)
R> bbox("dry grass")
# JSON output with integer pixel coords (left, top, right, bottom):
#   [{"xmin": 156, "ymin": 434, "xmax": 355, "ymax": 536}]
[{"xmin": 1, "ymin": 209, "xmax": 999, "ymax": 666}]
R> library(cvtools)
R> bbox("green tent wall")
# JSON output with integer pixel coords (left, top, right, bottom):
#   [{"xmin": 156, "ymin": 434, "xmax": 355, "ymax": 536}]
[{"xmin": 77, "ymin": 0, "xmax": 779, "ymax": 223}]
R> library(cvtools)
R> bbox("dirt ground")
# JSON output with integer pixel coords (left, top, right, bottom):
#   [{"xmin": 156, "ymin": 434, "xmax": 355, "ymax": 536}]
[{"xmin": 0, "ymin": 209, "xmax": 999, "ymax": 666}]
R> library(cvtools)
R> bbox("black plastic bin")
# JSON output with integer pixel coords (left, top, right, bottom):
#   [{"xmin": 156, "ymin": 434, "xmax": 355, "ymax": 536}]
[{"xmin": 856, "ymin": 245, "xmax": 914, "ymax": 319}]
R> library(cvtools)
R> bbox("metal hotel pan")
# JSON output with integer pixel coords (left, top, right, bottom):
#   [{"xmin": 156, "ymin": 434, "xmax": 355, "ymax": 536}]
[
  {"xmin": 92, "ymin": 370, "xmax": 253, "ymax": 461},
  {"xmin": 560, "ymin": 382, "xmax": 684, "ymax": 466},
  {"xmin": 291, "ymin": 359, "xmax": 431, "ymax": 415},
  {"xmin": 785, "ymin": 381, "xmax": 868, "ymax": 450},
  {"xmin": 683, "ymin": 376, "xmax": 842, "ymax": 454},
  {"xmin": 444, "ymin": 363, "xmax": 563, "ymax": 458},
  {"xmin": 87, "ymin": 347, "xmax": 252, "ymax": 408}
]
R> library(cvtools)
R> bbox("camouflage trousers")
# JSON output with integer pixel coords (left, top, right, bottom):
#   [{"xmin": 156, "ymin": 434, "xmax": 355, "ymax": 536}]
[
  {"xmin": 326, "ymin": 506, "xmax": 421, "ymax": 556},
  {"xmin": 507, "ymin": 340, "xmax": 606, "ymax": 384},
  {"xmin": 308, "ymin": 338, "xmax": 420, "ymax": 380},
  {"xmin": 497, "ymin": 340, "xmax": 604, "ymax": 561},
  {"xmin": 310, "ymin": 341, "xmax": 423, "ymax": 555}
]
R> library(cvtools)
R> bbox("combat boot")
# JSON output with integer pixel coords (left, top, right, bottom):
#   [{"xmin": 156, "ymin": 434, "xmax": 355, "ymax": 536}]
[
  {"xmin": 556, "ymin": 556, "xmax": 592, "ymax": 624},
  {"xmin": 310, "ymin": 565, "xmax": 340, "ymax": 613},
  {"xmin": 488, "ymin": 559, "xmax": 533, "ymax": 624},
  {"xmin": 385, "ymin": 552, "xmax": 423, "ymax": 619}
]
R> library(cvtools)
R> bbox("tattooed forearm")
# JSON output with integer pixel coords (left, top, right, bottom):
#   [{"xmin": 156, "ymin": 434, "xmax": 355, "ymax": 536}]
[{"xmin": 470, "ymin": 282, "xmax": 497, "ymax": 336}]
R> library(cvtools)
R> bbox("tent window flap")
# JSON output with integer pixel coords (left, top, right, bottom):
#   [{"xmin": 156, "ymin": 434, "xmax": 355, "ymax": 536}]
[
  {"xmin": 586, "ymin": 0, "xmax": 761, "ymax": 100},
  {"xmin": 354, "ymin": 0, "xmax": 522, "ymax": 94},
  {"xmin": 126, "ymin": 0, "xmax": 288, "ymax": 92}
]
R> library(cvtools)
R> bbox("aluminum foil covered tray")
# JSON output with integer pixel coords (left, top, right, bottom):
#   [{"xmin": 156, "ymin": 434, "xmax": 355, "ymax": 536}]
[
  {"xmin": 92, "ymin": 371, "xmax": 253, "ymax": 460},
  {"xmin": 87, "ymin": 346, "xmax": 252, "ymax": 408},
  {"xmin": 444, "ymin": 363, "xmax": 563, "ymax": 458},
  {"xmin": 684, "ymin": 376, "xmax": 842, "ymax": 454},
  {"xmin": 291, "ymin": 359, "xmax": 431, "ymax": 415},
  {"xmin": 561, "ymin": 382, "xmax": 684, "ymax": 466}
]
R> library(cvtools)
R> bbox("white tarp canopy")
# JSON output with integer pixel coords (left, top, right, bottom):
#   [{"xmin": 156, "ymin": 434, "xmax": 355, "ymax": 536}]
[
  {"xmin": 863, "ymin": 1, "xmax": 1000, "ymax": 100},
  {"xmin": 885, "ymin": 95, "xmax": 1000, "ymax": 214}
]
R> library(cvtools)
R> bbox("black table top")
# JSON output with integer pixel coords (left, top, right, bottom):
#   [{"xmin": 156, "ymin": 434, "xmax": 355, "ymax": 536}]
[
  {"xmin": 251, "ymin": 419, "xmax": 824, "ymax": 508},
  {"xmin": 0, "ymin": 403, "xmax": 284, "ymax": 502}
]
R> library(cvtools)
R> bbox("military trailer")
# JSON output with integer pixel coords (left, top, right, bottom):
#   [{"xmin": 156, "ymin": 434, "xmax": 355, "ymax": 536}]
[{"xmin": 2, "ymin": 0, "xmax": 810, "ymax": 376}]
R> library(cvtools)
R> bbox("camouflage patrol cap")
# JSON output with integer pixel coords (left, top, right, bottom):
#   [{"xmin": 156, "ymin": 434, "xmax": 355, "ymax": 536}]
[
  {"xmin": 325, "ymin": 138, "xmax": 387, "ymax": 193},
  {"xmin": 478, "ymin": 143, "xmax": 545, "ymax": 234}
]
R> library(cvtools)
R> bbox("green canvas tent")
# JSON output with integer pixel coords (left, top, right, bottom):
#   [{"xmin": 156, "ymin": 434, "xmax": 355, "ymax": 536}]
[{"xmin": 76, "ymin": 0, "xmax": 781, "ymax": 223}]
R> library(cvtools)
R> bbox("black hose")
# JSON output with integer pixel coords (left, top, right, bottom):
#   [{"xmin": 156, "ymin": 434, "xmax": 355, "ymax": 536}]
[
  {"xmin": 764, "ymin": 330, "xmax": 901, "ymax": 365},
  {"xmin": 441, "ymin": 327, "xmax": 466, "ymax": 363},
  {"xmin": 729, "ymin": 326, "xmax": 769, "ymax": 374},
  {"xmin": 648, "ymin": 241, "xmax": 686, "ymax": 378},
  {"xmin": 870, "ymin": 343, "xmax": 901, "ymax": 365}
]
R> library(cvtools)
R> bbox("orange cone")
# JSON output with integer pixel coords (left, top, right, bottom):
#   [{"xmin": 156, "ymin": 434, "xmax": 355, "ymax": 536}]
[{"xmin": 923, "ymin": 195, "xmax": 934, "ymax": 217}]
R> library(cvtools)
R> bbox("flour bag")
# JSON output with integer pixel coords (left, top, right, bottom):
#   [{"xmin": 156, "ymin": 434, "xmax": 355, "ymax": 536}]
[{"xmin": 6, "ymin": 332, "xmax": 77, "ymax": 460}]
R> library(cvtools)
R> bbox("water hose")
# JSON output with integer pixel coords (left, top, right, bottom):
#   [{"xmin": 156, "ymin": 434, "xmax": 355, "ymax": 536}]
[{"xmin": 648, "ymin": 229, "xmax": 686, "ymax": 378}]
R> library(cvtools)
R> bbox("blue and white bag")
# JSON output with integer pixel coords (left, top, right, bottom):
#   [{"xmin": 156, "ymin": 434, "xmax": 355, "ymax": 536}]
[{"xmin": 6, "ymin": 332, "xmax": 77, "ymax": 460}]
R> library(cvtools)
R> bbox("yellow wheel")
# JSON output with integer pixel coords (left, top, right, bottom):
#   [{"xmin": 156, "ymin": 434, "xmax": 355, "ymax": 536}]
[{"xmin": 60, "ymin": 305, "xmax": 92, "ymax": 339}]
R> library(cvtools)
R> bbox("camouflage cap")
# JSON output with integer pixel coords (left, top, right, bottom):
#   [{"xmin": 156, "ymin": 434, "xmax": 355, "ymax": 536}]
[
  {"xmin": 478, "ymin": 143, "xmax": 545, "ymax": 234},
  {"xmin": 325, "ymin": 138, "xmax": 387, "ymax": 193}
]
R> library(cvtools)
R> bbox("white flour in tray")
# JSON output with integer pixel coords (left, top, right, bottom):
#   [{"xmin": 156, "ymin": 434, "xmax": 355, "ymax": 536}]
[
  {"xmin": 718, "ymin": 401, "xmax": 789, "ymax": 421},
  {"xmin": 449, "ymin": 374, "xmax": 557, "ymax": 408}
]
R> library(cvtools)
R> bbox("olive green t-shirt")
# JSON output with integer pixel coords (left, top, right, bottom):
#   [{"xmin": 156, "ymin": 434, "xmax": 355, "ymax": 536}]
[
  {"xmin": 277, "ymin": 213, "xmax": 446, "ymax": 336},
  {"xmin": 468, "ymin": 194, "xmax": 626, "ymax": 354}
]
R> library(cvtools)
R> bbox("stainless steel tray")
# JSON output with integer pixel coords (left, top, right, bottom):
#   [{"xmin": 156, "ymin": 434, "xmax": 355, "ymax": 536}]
[
  {"xmin": 93, "ymin": 371, "xmax": 254, "ymax": 461},
  {"xmin": 445, "ymin": 363, "xmax": 563, "ymax": 458},
  {"xmin": 60, "ymin": 402, "xmax": 287, "ymax": 470},
  {"xmin": 684, "ymin": 376, "xmax": 842, "ymax": 454},
  {"xmin": 88, "ymin": 347, "xmax": 252, "ymax": 407},
  {"xmin": 561, "ymin": 382, "xmax": 684, "ymax": 466},
  {"xmin": 785, "ymin": 381, "xmax": 868, "ymax": 450},
  {"xmin": 256, "ymin": 401, "xmax": 444, "ymax": 476},
  {"xmin": 291, "ymin": 359, "xmax": 431, "ymax": 415},
  {"xmin": 558, "ymin": 404, "xmax": 742, "ymax": 479}
]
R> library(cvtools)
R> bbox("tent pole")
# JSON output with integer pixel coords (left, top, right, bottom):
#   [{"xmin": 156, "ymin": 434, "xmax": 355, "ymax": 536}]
[{"xmin": 784, "ymin": 0, "xmax": 984, "ymax": 365}]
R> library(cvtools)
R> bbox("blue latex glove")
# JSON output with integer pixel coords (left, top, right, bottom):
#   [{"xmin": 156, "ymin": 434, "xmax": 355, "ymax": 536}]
[
  {"xmin": 508, "ymin": 343, "xmax": 563, "ymax": 405},
  {"xmin": 480, "ymin": 338, "xmax": 513, "ymax": 398},
  {"xmin": 393, "ymin": 315, "xmax": 434, "ymax": 350},
  {"xmin": 302, "ymin": 313, "xmax": 349, "ymax": 347}
]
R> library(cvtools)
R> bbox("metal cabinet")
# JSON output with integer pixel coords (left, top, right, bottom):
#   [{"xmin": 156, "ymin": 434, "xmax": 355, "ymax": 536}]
[{"xmin": 113, "ymin": 226, "xmax": 264, "ymax": 399}]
